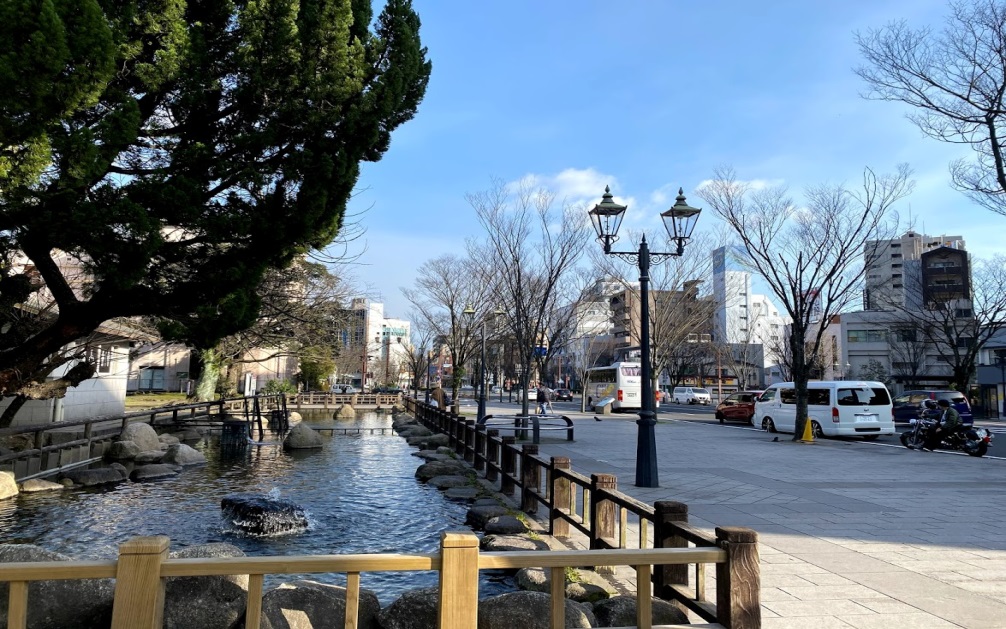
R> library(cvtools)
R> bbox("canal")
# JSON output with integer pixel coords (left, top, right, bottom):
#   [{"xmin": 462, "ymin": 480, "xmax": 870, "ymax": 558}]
[{"xmin": 0, "ymin": 410, "xmax": 510, "ymax": 603}]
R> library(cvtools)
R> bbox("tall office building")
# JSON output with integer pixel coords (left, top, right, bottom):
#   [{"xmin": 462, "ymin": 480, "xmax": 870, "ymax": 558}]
[{"xmin": 864, "ymin": 232, "xmax": 965, "ymax": 310}]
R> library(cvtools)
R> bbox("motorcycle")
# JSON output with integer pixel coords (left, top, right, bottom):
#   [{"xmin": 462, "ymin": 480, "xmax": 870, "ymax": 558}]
[{"xmin": 900, "ymin": 414, "xmax": 994, "ymax": 457}]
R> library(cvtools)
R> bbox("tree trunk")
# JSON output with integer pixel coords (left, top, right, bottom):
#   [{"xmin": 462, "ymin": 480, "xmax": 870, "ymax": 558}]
[
  {"xmin": 791, "ymin": 328, "xmax": 810, "ymax": 442},
  {"xmin": 0, "ymin": 396, "xmax": 29, "ymax": 429},
  {"xmin": 194, "ymin": 348, "xmax": 222, "ymax": 402}
]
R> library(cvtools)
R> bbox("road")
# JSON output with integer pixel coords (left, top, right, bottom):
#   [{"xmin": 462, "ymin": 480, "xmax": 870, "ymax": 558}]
[{"xmin": 531, "ymin": 397, "xmax": 1006, "ymax": 459}]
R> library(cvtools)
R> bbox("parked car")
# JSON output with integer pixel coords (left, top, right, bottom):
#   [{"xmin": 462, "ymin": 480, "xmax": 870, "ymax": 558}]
[
  {"xmin": 714, "ymin": 391, "xmax": 764, "ymax": 425},
  {"xmin": 672, "ymin": 386, "xmax": 712, "ymax": 405},
  {"xmin": 892, "ymin": 390, "xmax": 973, "ymax": 426},
  {"xmin": 754, "ymin": 381, "xmax": 895, "ymax": 439},
  {"xmin": 332, "ymin": 385, "xmax": 359, "ymax": 394},
  {"xmin": 554, "ymin": 388, "xmax": 573, "ymax": 401}
]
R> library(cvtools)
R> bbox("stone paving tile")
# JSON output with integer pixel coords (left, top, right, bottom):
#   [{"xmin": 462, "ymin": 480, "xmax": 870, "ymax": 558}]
[
  {"xmin": 763, "ymin": 599, "xmax": 877, "ymax": 616},
  {"xmin": 852, "ymin": 597, "xmax": 929, "ymax": 614},
  {"xmin": 779, "ymin": 584, "xmax": 891, "ymax": 600},
  {"xmin": 840, "ymin": 613, "xmax": 966, "ymax": 628},
  {"xmin": 760, "ymin": 587, "xmax": 803, "ymax": 602},
  {"xmin": 762, "ymin": 616, "xmax": 855, "ymax": 628},
  {"xmin": 759, "ymin": 573, "xmax": 818, "ymax": 588}
]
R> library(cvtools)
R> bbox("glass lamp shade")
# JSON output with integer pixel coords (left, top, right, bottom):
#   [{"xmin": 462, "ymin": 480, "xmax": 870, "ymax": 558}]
[
  {"xmin": 588, "ymin": 186, "xmax": 627, "ymax": 242},
  {"xmin": 660, "ymin": 188, "xmax": 701, "ymax": 242}
]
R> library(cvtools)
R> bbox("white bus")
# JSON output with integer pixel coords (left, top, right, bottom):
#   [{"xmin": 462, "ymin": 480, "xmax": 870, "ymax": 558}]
[{"xmin": 584, "ymin": 362, "xmax": 642, "ymax": 411}]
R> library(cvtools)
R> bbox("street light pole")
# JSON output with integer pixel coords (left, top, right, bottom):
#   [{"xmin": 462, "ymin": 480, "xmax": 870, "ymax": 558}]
[
  {"xmin": 464, "ymin": 305, "xmax": 503, "ymax": 424},
  {"xmin": 589, "ymin": 186, "xmax": 701, "ymax": 488},
  {"xmin": 997, "ymin": 351, "xmax": 1006, "ymax": 420}
]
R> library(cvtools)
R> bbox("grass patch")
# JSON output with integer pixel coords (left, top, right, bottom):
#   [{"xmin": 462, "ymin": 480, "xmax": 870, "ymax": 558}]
[{"xmin": 124, "ymin": 392, "xmax": 189, "ymax": 410}]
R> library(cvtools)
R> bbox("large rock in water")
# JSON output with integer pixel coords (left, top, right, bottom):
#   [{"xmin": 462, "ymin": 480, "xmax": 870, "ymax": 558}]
[
  {"xmin": 105, "ymin": 440, "xmax": 141, "ymax": 461},
  {"xmin": 477, "ymin": 591, "xmax": 595, "ymax": 629},
  {"xmin": 221, "ymin": 493, "xmax": 309, "ymax": 536},
  {"xmin": 591, "ymin": 595, "xmax": 689, "ymax": 626},
  {"xmin": 130, "ymin": 464, "xmax": 181, "ymax": 481},
  {"xmin": 162, "ymin": 443, "xmax": 207, "ymax": 465},
  {"xmin": 0, "ymin": 545, "xmax": 114, "ymax": 629},
  {"xmin": 163, "ymin": 543, "xmax": 249, "ymax": 629},
  {"xmin": 377, "ymin": 586, "xmax": 439, "ymax": 629},
  {"xmin": 62, "ymin": 467, "xmax": 126, "ymax": 487},
  {"xmin": 283, "ymin": 423, "xmax": 324, "ymax": 450},
  {"xmin": 120, "ymin": 422, "xmax": 162, "ymax": 451},
  {"xmin": 0, "ymin": 471, "xmax": 18, "ymax": 500},
  {"xmin": 260, "ymin": 580, "xmax": 381, "ymax": 629}
]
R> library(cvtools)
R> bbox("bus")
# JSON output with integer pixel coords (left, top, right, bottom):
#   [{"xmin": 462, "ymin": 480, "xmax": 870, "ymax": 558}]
[{"xmin": 584, "ymin": 362, "xmax": 642, "ymax": 411}]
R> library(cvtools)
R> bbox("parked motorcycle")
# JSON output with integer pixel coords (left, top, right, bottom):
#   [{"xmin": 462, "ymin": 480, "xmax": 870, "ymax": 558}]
[{"xmin": 900, "ymin": 415, "xmax": 994, "ymax": 457}]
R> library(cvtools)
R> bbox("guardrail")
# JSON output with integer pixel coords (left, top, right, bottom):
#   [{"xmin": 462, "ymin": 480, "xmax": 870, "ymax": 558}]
[
  {"xmin": 287, "ymin": 392, "xmax": 403, "ymax": 408},
  {"xmin": 404, "ymin": 397, "xmax": 760, "ymax": 628},
  {"xmin": 0, "ymin": 532, "xmax": 734, "ymax": 629}
]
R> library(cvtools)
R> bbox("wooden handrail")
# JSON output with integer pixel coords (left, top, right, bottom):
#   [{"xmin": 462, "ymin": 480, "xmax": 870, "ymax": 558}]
[
  {"xmin": 407, "ymin": 397, "xmax": 761, "ymax": 627},
  {"xmin": 0, "ymin": 535, "xmax": 741, "ymax": 629}
]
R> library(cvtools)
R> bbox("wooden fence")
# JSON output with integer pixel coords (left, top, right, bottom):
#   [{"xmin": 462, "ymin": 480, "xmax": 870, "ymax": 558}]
[
  {"xmin": 0, "ymin": 394, "xmax": 286, "ymax": 482},
  {"xmin": 404, "ymin": 397, "xmax": 761, "ymax": 628},
  {"xmin": 0, "ymin": 531, "xmax": 735, "ymax": 629},
  {"xmin": 287, "ymin": 392, "xmax": 403, "ymax": 409}
]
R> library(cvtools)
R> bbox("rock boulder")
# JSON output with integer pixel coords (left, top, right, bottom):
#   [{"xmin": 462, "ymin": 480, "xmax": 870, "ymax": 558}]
[
  {"xmin": 162, "ymin": 443, "xmax": 207, "ymax": 465},
  {"xmin": 120, "ymin": 423, "xmax": 162, "ymax": 451},
  {"xmin": 333, "ymin": 404, "xmax": 356, "ymax": 419},
  {"xmin": 62, "ymin": 467, "xmax": 126, "ymax": 487},
  {"xmin": 260, "ymin": 580, "xmax": 380, "ymax": 629},
  {"xmin": 484, "ymin": 515, "xmax": 527, "ymax": 535},
  {"xmin": 0, "ymin": 471, "xmax": 18, "ymax": 500},
  {"xmin": 377, "ymin": 586, "xmax": 439, "ymax": 629},
  {"xmin": 105, "ymin": 440, "xmax": 141, "ymax": 461},
  {"xmin": 130, "ymin": 464, "xmax": 181, "ymax": 481},
  {"xmin": 164, "ymin": 543, "xmax": 249, "ymax": 629},
  {"xmin": 415, "ymin": 460, "xmax": 467, "ymax": 481},
  {"xmin": 477, "ymin": 591, "xmax": 595, "ymax": 629},
  {"xmin": 591, "ymin": 595, "xmax": 689, "ymax": 626},
  {"xmin": 18, "ymin": 479, "xmax": 63, "ymax": 493},
  {"xmin": 283, "ymin": 424, "xmax": 324, "ymax": 450},
  {"xmin": 0, "ymin": 545, "xmax": 114, "ymax": 629},
  {"xmin": 465, "ymin": 505, "xmax": 510, "ymax": 529}
]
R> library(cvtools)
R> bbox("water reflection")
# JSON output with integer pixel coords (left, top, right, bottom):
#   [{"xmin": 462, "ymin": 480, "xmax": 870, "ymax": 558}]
[{"xmin": 0, "ymin": 411, "xmax": 509, "ymax": 603}]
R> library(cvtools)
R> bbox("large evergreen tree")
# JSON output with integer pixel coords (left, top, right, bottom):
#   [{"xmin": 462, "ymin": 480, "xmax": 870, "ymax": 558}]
[{"xmin": 0, "ymin": 0, "xmax": 430, "ymax": 424}]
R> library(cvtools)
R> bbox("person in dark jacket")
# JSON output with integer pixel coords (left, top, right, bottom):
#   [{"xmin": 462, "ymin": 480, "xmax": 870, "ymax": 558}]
[
  {"xmin": 924, "ymin": 398, "xmax": 962, "ymax": 451},
  {"xmin": 536, "ymin": 383, "xmax": 549, "ymax": 415}
]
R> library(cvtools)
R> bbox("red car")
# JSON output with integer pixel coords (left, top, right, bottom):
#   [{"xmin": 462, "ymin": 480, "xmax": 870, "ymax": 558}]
[{"xmin": 715, "ymin": 391, "xmax": 764, "ymax": 425}]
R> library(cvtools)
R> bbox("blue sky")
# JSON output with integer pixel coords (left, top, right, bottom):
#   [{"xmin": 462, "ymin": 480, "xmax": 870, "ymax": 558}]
[{"xmin": 335, "ymin": 0, "xmax": 1001, "ymax": 318}]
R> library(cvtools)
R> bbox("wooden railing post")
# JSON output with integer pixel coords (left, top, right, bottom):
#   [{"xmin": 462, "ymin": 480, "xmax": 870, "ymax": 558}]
[
  {"xmin": 474, "ymin": 425, "xmax": 486, "ymax": 472},
  {"xmin": 549, "ymin": 457, "xmax": 571, "ymax": 537},
  {"xmin": 438, "ymin": 532, "xmax": 479, "ymax": 629},
  {"xmin": 111, "ymin": 536, "xmax": 169, "ymax": 629},
  {"xmin": 653, "ymin": 500, "xmax": 690, "ymax": 600},
  {"xmin": 463, "ymin": 420, "xmax": 475, "ymax": 463},
  {"xmin": 520, "ymin": 444, "xmax": 540, "ymax": 514},
  {"xmin": 589, "ymin": 473, "xmax": 617, "ymax": 550},
  {"xmin": 500, "ymin": 436, "xmax": 516, "ymax": 495},
  {"xmin": 454, "ymin": 415, "xmax": 466, "ymax": 456},
  {"xmin": 715, "ymin": 527, "xmax": 760, "ymax": 629},
  {"xmin": 485, "ymin": 430, "xmax": 500, "ymax": 483}
]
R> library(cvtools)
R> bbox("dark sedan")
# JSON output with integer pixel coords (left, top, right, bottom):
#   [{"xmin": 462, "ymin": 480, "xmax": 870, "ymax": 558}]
[
  {"xmin": 553, "ymin": 388, "xmax": 573, "ymax": 401},
  {"xmin": 714, "ymin": 391, "xmax": 764, "ymax": 425}
]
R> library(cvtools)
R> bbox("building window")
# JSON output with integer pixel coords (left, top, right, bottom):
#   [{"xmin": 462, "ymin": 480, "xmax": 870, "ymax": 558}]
[
  {"xmin": 891, "ymin": 253, "xmax": 902, "ymax": 259},
  {"xmin": 847, "ymin": 330, "xmax": 886, "ymax": 343},
  {"xmin": 86, "ymin": 346, "xmax": 112, "ymax": 374},
  {"xmin": 893, "ymin": 329, "xmax": 917, "ymax": 342},
  {"xmin": 955, "ymin": 308, "xmax": 973, "ymax": 318},
  {"xmin": 892, "ymin": 273, "xmax": 902, "ymax": 279},
  {"xmin": 893, "ymin": 283, "xmax": 902, "ymax": 288},
  {"xmin": 892, "ymin": 263, "xmax": 902, "ymax": 268}
]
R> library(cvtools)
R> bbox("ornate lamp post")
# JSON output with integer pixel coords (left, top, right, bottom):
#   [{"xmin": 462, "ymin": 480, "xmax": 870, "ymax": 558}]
[
  {"xmin": 464, "ymin": 305, "xmax": 504, "ymax": 423},
  {"xmin": 588, "ymin": 186, "xmax": 701, "ymax": 488}
]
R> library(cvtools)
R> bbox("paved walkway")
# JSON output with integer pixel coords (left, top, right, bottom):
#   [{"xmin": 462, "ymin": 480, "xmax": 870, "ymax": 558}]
[{"xmin": 478, "ymin": 401, "xmax": 1006, "ymax": 628}]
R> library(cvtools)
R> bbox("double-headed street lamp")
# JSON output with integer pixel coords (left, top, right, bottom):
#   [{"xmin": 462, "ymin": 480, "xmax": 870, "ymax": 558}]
[
  {"xmin": 589, "ymin": 186, "xmax": 701, "ymax": 488},
  {"xmin": 463, "ymin": 305, "xmax": 504, "ymax": 423}
]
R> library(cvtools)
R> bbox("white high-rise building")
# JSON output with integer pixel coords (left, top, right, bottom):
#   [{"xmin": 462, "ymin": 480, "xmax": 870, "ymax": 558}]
[{"xmin": 712, "ymin": 246, "xmax": 791, "ymax": 379}]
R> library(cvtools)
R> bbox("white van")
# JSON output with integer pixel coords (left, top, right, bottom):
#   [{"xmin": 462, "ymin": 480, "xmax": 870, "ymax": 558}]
[
  {"xmin": 672, "ymin": 386, "xmax": 712, "ymax": 405},
  {"xmin": 753, "ymin": 381, "xmax": 894, "ymax": 439}
]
